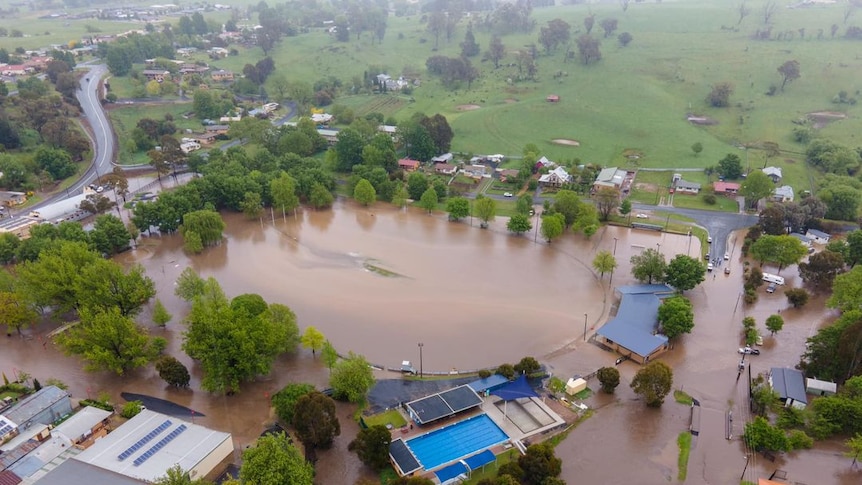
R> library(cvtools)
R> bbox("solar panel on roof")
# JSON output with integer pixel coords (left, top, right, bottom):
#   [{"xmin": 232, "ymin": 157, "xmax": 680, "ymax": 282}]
[
  {"xmin": 117, "ymin": 420, "xmax": 172, "ymax": 461},
  {"xmin": 133, "ymin": 424, "xmax": 188, "ymax": 467}
]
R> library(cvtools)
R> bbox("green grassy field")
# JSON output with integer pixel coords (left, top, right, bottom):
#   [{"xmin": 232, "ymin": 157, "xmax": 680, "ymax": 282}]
[{"xmin": 108, "ymin": 102, "xmax": 201, "ymax": 165}]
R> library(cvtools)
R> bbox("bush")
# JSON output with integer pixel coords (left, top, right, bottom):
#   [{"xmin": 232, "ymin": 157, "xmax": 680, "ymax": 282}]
[
  {"xmin": 703, "ymin": 194, "xmax": 717, "ymax": 205},
  {"xmin": 496, "ymin": 363, "xmax": 516, "ymax": 380},
  {"xmin": 80, "ymin": 398, "xmax": 114, "ymax": 412},
  {"xmin": 743, "ymin": 288, "xmax": 758, "ymax": 304},
  {"xmin": 597, "ymin": 367, "xmax": 621, "ymax": 393},
  {"xmin": 121, "ymin": 400, "xmax": 144, "ymax": 418},
  {"xmin": 785, "ymin": 288, "xmax": 809, "ymax": 308},
  {"xmin": 514, "ymin": 356, "xmax": 541, "ymax": 376},
  {"xmin": 787, "ymin": 430, "xmax": 814, "ymax": 450},
  {"xmin": 477, "ymin": 369, "xmax": 492, "ymax": 379}
]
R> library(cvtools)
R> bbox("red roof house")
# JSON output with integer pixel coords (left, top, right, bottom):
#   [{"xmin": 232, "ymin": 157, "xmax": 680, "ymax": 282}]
[
  {"xmin": 714, "ymin": 181, "xmax": 741, "ymax": 194},
  {"xmin": 398, "ymin": 158, "xmax": 421, "ymax": 172}
]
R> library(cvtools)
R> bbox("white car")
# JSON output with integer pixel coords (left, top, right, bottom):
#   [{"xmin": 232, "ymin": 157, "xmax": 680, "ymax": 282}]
[
  {"xmin": 738, "ymin": 347, "xmax": 760, "ymax": 355},
  {"xmin": 503, "ymin": 192, "xmax": 513, "ymax": 197},
  {"xmin": 724, "ymin": 252, "xmax": 730, "ymax": 260},
  {"xmin": 636, "ymin": 213, "xmax": 649, "ymax": 219},
  {"xmin": 707, "ymin": 236, "xmax": 712, "ymax": 243},
  {"xmin": 707, "ymin": 262, "xmax": 714, "ymax": 271}
]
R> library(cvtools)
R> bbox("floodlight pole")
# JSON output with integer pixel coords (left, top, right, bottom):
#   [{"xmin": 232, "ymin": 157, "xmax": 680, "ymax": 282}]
[
  {"xmin": 418, "ymin": 342, "xmax": 424, "ymax": 378},
  {"xmin": 583, "ymin": 313, "xmax": 588, "ymax": 342},
  {"xmin": 613, "ymin": 237, "xmax": 618, "ymax": 256}
]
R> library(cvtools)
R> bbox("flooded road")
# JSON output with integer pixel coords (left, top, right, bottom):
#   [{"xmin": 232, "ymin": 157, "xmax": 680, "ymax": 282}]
[{"xmin": 1, "ymin": 202, "xmax": 856, "ymax": 484}]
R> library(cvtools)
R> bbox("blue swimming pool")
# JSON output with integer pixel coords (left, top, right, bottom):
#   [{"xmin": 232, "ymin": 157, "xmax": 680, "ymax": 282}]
[{"xmin": 406, "ymin": 414, "xmax": 509, "ymax": 470}]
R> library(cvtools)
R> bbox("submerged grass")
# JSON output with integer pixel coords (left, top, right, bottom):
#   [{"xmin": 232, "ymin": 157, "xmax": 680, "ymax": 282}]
[
  {"xmin": 674, "ymin": 389, "xmax": 694, "ymax": 406},
  {"xmin": 677, "ymin": 431, "xmax": 692, "ymax": 481}
]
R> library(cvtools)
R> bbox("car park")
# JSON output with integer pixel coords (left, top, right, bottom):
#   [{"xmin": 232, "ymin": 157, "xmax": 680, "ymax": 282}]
[{"xmin": 738, "ymin": 347, "xmax": 760, "ymax": 355}]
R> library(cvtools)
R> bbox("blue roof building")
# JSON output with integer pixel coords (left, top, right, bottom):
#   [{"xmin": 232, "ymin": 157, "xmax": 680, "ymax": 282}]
[
  {"xmin": 769, "ymin": 368, "xmax": 808, "ymax": 409},
  {"xmin": 595, "ymin": 285, "xmax": 675, "ymax": 364}
]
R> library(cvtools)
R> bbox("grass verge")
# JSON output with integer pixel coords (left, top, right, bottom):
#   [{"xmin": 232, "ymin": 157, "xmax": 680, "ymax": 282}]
[
  {"xmin": 674, "ymin": 389, "xmax": 694, "ymax": 406},
  {"xmin": 363, "ymin": 409, "xmax": 407, "ymax": 429},
  {"xmin": 677, "ymin": 431, "xmax": 692, "ymax": 482}
]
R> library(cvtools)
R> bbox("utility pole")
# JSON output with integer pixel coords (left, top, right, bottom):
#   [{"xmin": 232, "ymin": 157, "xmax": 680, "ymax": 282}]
[
  {"xmin": 418, "ymin": 342, "xmax": 424, "ymax": 378},
  {"xmin": 583, "ymin": 313, "xmax": 588, "ymax": 342}
]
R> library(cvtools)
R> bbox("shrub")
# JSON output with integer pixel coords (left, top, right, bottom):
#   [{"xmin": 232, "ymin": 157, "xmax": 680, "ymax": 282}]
[
  {"xmin": 121, "ymin": 400, "xmax": 144, "ymax": 419},
  {"xmin": 785, "ymin": 288, "xmax": 809, "ymax": 308},
  {"xmin": 80, "ymin": 398, "xmax": 114, "ymax": 412},
  {"xmin": 787, "ymin": 430, "xmax": 814, "ymax": 450},
  {"xmin": 514, "ymin": 356, "xmax": 541, "ymax": 376},
  {"xmin": 496, "ymin": 363, "xmax": 516, "ymax": 380},
  {"xmin": 477, "ymin": 369, "xmax": 492, "ymax": 379},
  {"xmin": 703, "ymin": 194, "xmax": 717, "ymax": 205},
  {"xmin": 743, "ymin": 288, "xmax": 758, "ymax": 304},
  {"xmin": 597, "ymin": 367, "xmax": 621, "ymax": 393}
]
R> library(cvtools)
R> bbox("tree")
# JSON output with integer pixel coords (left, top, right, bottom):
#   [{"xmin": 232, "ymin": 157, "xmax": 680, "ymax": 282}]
[
  {"xmin": 487, "ymin": 36, "xmax": 506, "ymax": 69},
  {"xmin": 592, "ymin": 251, "xmax": 617, "ymax": 278},
  {"xmin": 749, "ymin": 234, "xmax": 807, "ymax": 272},
  {"xmin": 57, "ymin": 307, "xmax": 160, "ymax": 374},
  {"xmin": 600, "ymin": 18, "xmax": 618, "ymax": 38},
  {"xmin": 34, "ymin": 146, "xmax": 76, "ymax": 181},
  {"xmin": 518, "ymin": 443, "xmax": 562, "ymax": 485},
  {"xmin": 293, "ymin": 391, "xmax": 341, "ymax": 456},
  {"xmin": 741, "ymin": 171, "xmax": 775, "ymax": 210},
  {"xmin": 619, "ymin": 199, "xmax": 632, "ymax": 218},
  {"xmin": 664, "ymin": 254, "xmax": 706, "ymax": 292},
  {"xmin": 777, "ymin": 60, "xmax": 800, "ymax": 91},
  {"xmin": 321, "ymin": 340, "xmax": 338, "ymax": 372},
  {"xmin": 785, "ymin": 287, "xmax": 809, "ymax": 308},
  {"xmin": 691, "ymin": 142, "xmax": 703, "ymax": 157},
  {"xmin": 507, "ymin": 214, "xmax": 532, "ymax": 235},
  {"xmin": 407, "ymin": 173, "xmax": 429, "ymax": 201},
  {"xmin": 240, "ymin": 192, "xmax": 263, "ymax": 219},
  {"xmin": 540, "ymin": 214, "xmax": 565, "ymax": 243},
  {"xmin": 744, "ymin": 416, "xmax": 788, "ymax": 452},
  {"xmin": 575, "ymin": 34, "xmax": 602, "ymax": 65},
  {"xmin": 553, "ymin": 190, "xmax": 581, "ymax": 227},
  {"xmin": 846, "ymin": 433, "xmax": 862, "ymax": 468},
  {"xmin": 392, "ymin": 183, "xmax": 409, "ymax": 209},
  {"xmin": 301, "ymin": 326, "xmax": 326, "ymax": 356},
  {"xmin": 154, "ymin": 464, "xmax": 209, "ymax": 485},
  {"xmin": 538, "ymin": 18, "xmax": 571, "ymax": 54},
  {"xmin": 272, "ymin": 383, "xmax": 315, "ymax": 425},
  {"xmin": 799, "ymin": 250, "xmax": 845, "ymax": 291},
  {"xmin": 180, "ymin": 210, "xmax": 225, "ymax": 248},
  {"xmin": 618, "ymin": 32, "xmax": 633, "ymax": 46},
  {"xmin": 349, "ymin": 425, "xmax": 392, "ymax": 470},
  {"xmin": 657, "ymin": 296, "xmax": 695, "ymax": 340},
  {"xmin": 828, "ymin": 266, "xmax": 862, "ymax": 312},
  {"xmin": 309, "ymin": 183, "xmax": 334, "ymax": 209},
  {"xmin": 631, "ymin": 361, "xmax": 673, "ymax": 407},
  {"xmin": 799, "ymin": 309, "xmax": 862, "ymax": 383},
  {"xmin": 353, "ymin": 179, "xmax": 377, "ymax": 206},
  {"xmin": 16, "ymin": 241, "xmax": 100, "ymax": 313},
  {"xmin": 475, "ymin": 197, "xmax": 496, "ymax": 228},
  {"xmin": 90, "ymin": 214, "xmax": 131, "ymax": 255},
  {"xmin": 461, "ymin": 28, "xmax": 480, "ymax": 57},
  {"xmin": 447, "ymin": 197, "xmax": 470, "ymax": 221},
  {"xmin": 717, "ymin": 153, "xmax": 743, "ymax": 179},
  {"xmin": 765, "ymin": 314, "xmax": 784, "ymax": 335},
  {"xmin": 329, "ymin": 352, "xmax": 375, "ymax": 403},
  {"xmin": 239, "ymin": 433, "xmax": 314, "ymax": 485},
  {"xmin": 175, "ymin": 267, "xmax": 206, "ymax": 302},
  {"xmin": 80, "ymin": 194, "xmax": 116, "ymax": 216},
  {"xmin": 76, "ymin": 261, "xmax": 156, "ymax": 318},
  {"xmin": 631, "ymin": 248, "xmax": 667, "ymax": 284},
  {"xmin": 152, "ymin": 298, "xmax": 172, "ymax": 327},
  {"xmin": 593, "ymin": 187, "xmax": 619, "ymax": 221},
  {"xmin": 847, "ymin": 230, "xmax": 862, "ymax": 267},
  {"xmin": 597, "ymin": 366, "xmax": 621, "ymax": 393},
  {"xmin": 707, "ymin": 82, "xmax": 734, "ymax": 107},
  {"xmin": 419, "ymin": 187, "xmax": 438, "ymax": 214},
  {"xmin": 514, "ymin": 356, "xmax": 541, "ymax": 376},
  {"xmin": 155, "ymin": 356, "xmax": 190, "ymax": 388}
]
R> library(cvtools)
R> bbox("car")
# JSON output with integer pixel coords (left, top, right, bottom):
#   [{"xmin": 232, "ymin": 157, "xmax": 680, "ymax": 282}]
[
  {"xmin": 503, "ymin": 192, "xmax": 513, "ymax": 197},
  {"xmin": 707, "ymin": 262, "xmax": 714, "ymax": 271},
  {"xmin": 755, "ymin": 335, "xmax": 764, "ymax": 346},
  {"xmin": 96, "ymin": 186, "xmax": 104, "ymax": 193},
  {"xmin": 738, "ymin": 347, "xmax": 761, "ymax": 355},
  {"xmin": 707, "ymin": 236, "xmax": 712, "ymax": 243},
  {"xmin": 724, "ymin": 252, "xmax": 730, "ymax": 260},
  {"xmin": 724, "ymin": 267, "xmax": 731, "ymax": 275},
  {"xmin": 636, "ymin": 213, "xmax": 649, "ymax": 219},
  {"xmin": 766, "ymin": 283, "xmax": 777, "ymax": 293}
]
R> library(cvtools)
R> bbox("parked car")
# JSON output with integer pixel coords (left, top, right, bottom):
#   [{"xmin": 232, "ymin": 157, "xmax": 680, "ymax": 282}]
[
  {"xmin": 724, "ymin": 252, "xmax": 730, "ymax": 260},
  {"xmin": 636, "ymin": 213, "xmax": 649, "ymax": 219},
  {"xmin": 707, "ymin": 236, "xmax": 712, "ymax": 243},
  {"xmin": 724, "ymin": 266, "xmax": 731, "ymax": 275},
  {"xmin": 755, "ymin": 335, "xmax": 764, "ymax": 346},
  {"xmin": 704, "ymin": 253, "xmax": 710, "ymax": 260},
  {"xmin": 707, "ymin": 262, "xmax": 714, "ymax": 271},
  {"xmin": 766, "ymin": 283, "xmax": 777, "ymax": 293},
  {"xmin": 503, "ymin": 192, "xmax": 513, "ymax": 197},
  {"xmin": 738, "ymin": 347, "xmax": 760, "ymax": 355}
]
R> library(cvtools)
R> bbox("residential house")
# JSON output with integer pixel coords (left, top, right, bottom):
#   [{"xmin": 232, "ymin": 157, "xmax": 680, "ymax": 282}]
[
  {"xmin": 208, "ymin": 47, "xmax": 229, "ymax": 58},
  {"xmin": 0, "ymin": 191, "xmax": 27, "ymax": 207},
  {"xmin": 789, "ymin": 232, "xmax": 812, "ymax": 247},
  {"xmin": 2, "ymin": 386, "xmax": 72, "ymax": 430},
  {"xmin": 539, "ymin": 166, "xmax": 573, "ymax": 187},
  {"xmin": 772, "ymin": 185, "xmax": 794, "ymax": 202},
  {"xmin": 180, "ymin": 64, "xmax": 209, "ymax": 76},
  {"xmin": 535, "ymin": 156, "xmax": 556, "ymax": 171},
  {"xmin": 805, "ymin": 229, "xmax": 831, "ymax": 245},
  {"xmin": 498, "ymin": 169, "xmax": 520, "ymax": 183},
  {"xmin": 180, "ymin": 141, "xmax": 201, "ymax": 154},
  {"xmin": 434, "ymin": 164, "xmax": 457, "ymax": 175},
  {"xmin": 431, "ymin": 153, "xmax": 454, "ymax": 164},
  {"xmin": 673, "ymin": 179, "xmax": 701, "ymax": 194},
  {"xmin": 311, "ymin": 113, "xmax": 333, "ymax": 124},
  {"xmin": 762, "ymin": 166, "xmax": 783, "ymax": 183},
  {"xmin": 713, "ymin": 181, "xmax": 740, "ymax": 195},
  {"xmin": 0, "ymin": 65, "xmax": 32, "ymax": 77},
  {"xmin": 805, "ymin": 378, "xmax": 837, "ymax": 397},
  {"xmin": 195, "ymin": 132, "xmax": 219, "ymax": 145},
  {"xmin": 593, "ymin": 167, "xmax": 627, "ymax": 190},
  {"xmin": 210, "ymin": 69, "xmax": 234, "ymax": 82},
  {"xmin": 595, "ymin": 285, "xmax": 676, "ymax": 364},
  {"xmin": 318, "ymin": 129, "xmax": 339, "ymax": 145},
  {"xmin": 769, "ymin": 368, "xmax": 808, "ymax": 409},
  {"xmin": 398, "ymin": 159, "xmax": 421, "ymax": 172},
  {"xmin": 205, "ymin": 125, "xmax": 230, "ymax": 135},
  {"xmin": 464, "ymin": 164, "xmax": 489, "ymax": 179},
  {"xmin": 52, "ymin": 406, "xmax": 112, "ymax": 448},
  {"xmin": 378, "ymin": 125, "xmax": 398, "ymax": 139},
  {"xmin": 142, "ymin": 70, "xmax": 170, "ymax": 82}
]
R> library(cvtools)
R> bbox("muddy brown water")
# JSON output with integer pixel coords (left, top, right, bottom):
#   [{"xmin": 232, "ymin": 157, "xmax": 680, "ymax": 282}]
[{"xmin": 2, "ymin": 202, "xmax": 857, "ymax": 484}]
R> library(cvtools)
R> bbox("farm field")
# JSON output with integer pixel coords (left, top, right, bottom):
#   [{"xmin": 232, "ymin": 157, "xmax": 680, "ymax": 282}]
[{"xmin": 108, "ymin": 102, "xmax": 203, "ymax": 165}]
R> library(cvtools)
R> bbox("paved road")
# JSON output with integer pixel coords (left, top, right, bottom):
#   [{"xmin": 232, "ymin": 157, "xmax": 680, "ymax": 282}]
[{"xmin": 633, "ymin": 203, "xmax": 759, "ymax": 263}]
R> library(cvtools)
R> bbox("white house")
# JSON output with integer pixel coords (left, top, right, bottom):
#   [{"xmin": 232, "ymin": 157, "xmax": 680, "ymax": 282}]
[
  {"xmin": 772, "ymin": 185, "xmax": 794, "ymax": 202},
  {"xmin": 805, "ymin": 229, "xmax": 831, "ymax": 245},
  {"xmin": 805, "ymin": 378, "xmax": 837, "ymax": 397},
  {"xmin": 593, "ymin": 167, "xmax": 627, "ymax": 190},
  {"xmin": 539, "ymin": 166, "xmax": 573, "ymax": 187},
  {"xmin": 674, "ymin": 179, "xmax": 701, "ymax": 194},
  {"xmin": 762, "ymin": 166, "xmax": 783, "ymax": 183},
  {"xmin": 789, "ymin": 232, "xmax": 812, "ymax": 247}
]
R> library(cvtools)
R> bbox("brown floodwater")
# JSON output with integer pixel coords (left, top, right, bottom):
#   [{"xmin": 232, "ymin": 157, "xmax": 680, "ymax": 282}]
[{"xmin": 2, "ymin": 203, "xmax": 857, "ymax": 484}]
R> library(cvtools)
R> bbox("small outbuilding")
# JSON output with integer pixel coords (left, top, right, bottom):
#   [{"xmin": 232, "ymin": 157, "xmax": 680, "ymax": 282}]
[
  {"xmin": 805, "ymin": 378, "xmax": 837, "ymax": 397},
  {"xmin": 546, "ymin": 94, "xmax": 560, "ymax": 102},
  {"xmin": 805, "ymin": 229, "xmax": 831, "ymax": 245},
  {"xmin": 565, "ymin": 378, "xmax": 587, "ymax": 396}
]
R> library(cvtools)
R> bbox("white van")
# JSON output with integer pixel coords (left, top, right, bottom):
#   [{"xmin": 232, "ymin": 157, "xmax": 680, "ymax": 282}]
[{"xmin": 762, "ymin": 273, "xmax": 785, "ymax": 285}]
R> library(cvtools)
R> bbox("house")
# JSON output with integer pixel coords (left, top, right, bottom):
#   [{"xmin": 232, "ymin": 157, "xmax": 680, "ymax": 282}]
[
  {"xmin": 789, "ymin": 232, "xmax": 812, "ymax": 247},
  {"xmin": 318, "ymin": 129, "xmax": 339, "ymax": 145},
  {"xmin": 210, "ymin": 69, "xmax": 234, "ymax": 82},
  {"xmin": 805, "ymin": 378, "xmax": 837, "ymax": 397},
  {"xmin": 52, "ymin": 406, "xmax": 112, "ymax": 448},
  {"xmin": 0, "ymin": 65, "xmax": 32, "ymax": 77},
  {"xmin": 0, "ymin": 191, "xmax": 27, "ymax": 206},
  {"xmin": 398, "ymin": 158, "xmax": 421, "ymax": 172},
  {"xmin": 142, "ymin": 69, "xmax": 170, "ymax": 82},
  {"xmin": 535, "ymin": 156, "xmax": 556, "ymax": 170},
  {"xmin": 805, "ymin": 229, "xmax": 831, "ymax": 245},
  {"xmin": 769, "ymin": 368, "xmax": 808, "ymax": 409},
  {"xmin": 378, "ymin": 125, "xmax": 398, "ymax": 139},
  {"xmin": 539, "ymin": 166, "xmax": 573, "ymax": 187},
  {"xmin": 205, "ymin": 125, "xmax": 230, "ymax": 135},
  {"xmin": 310, "ymin": 113, "xmax": 333, "ymax": 124},
  {"xmin": 762, "ymin": 166, "xmax": 783, "ymax": 183},
  {"xmin": 179, "ymin": 64, "xmax": 209, "ymax": 75},
  {"xmin": 434, "ymin": 164, "xmax": 457, "ymax": 175},
  {"xmin": 595, "ymin": 285, "xmax": 676, "ymax": 364},
  {"xmin": 713, "ymin": 181, "xmax": 741, "ymax": 195},
  {"xmin": 195, "ymin": 132, "xmax": 219, "ymax": 145},
  {"xmin": 431, "ymin": 153, "xmax": 453, "ymax": 164},
  {"xmin": 772, "ymin": 185, "xmax": 794, "ymax": 202},
  {"xmin": 2, "ymin": 386, "xmax": 71, "ymax": 430},
  {"xmin": 464, "ymin": 164, "xmax": 488, "ymax": 178},
  {"xmin": 546, "ymin": 94, "xmax": 560, "ymax": 102},
  {"xmin": 593, "ymin": 167, "xmax": 627, "ymax": 190},
  {"xmin": 674, "ymin": 179, "xmax": 701, "ymax": 194},
  {"xmin": 180, "ymin": 141, "xmax": 201, "ymax": 154},
  {"xmin": 208, "ymin": 47, "xmax": 229, "ymax": 58},
  {"xmin": 498, "ymin": 169, "xmax": 520, "ymax": 183}
]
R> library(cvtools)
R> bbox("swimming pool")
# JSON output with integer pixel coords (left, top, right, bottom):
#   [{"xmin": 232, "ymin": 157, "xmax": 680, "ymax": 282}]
[{"xmin": 406, "ymin": 414, "xmax": 509, "ymax": 470}]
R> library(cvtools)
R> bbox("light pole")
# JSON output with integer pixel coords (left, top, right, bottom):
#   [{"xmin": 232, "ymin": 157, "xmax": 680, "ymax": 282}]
[
  {"xmin": 613, "ymin": 237, "xmax": 618, "ymax": 255},
  {"xmin": 583, "ymin": 313, "xmax": 588, "ymax": 342},
  {"xmin": 656, "ymin": 242, "xmax": 661, "ymax": 254},
  {"xmin": 418, "ymin": 342, "xmax": 424, "ymax": 378}
]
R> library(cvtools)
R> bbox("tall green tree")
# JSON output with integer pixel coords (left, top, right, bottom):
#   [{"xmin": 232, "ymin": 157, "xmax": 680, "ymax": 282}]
[
  {"xmin": 553, "ymin": 190, "xmax": 581, "ymax": 227},
  {"xmin": 799, "ymin": 250, "xmax": 845, "ymax": 291},
  {"xmin": 744, "ymin": 416, "xmax": 788, "ymax": 452},
  {"xmin": 657, "ymin": 296, "xmax": 695, "ymax": 340},
  {"xmin": 329, "ymin": 352, "xmax": 375, "ymax": 403},
  {"xmin": 239, "ymin": 433, "xmax": 314, "ymax": 485},
  {"xmin": 765, "ymin": 314, "xmax": 784, "ymax": 335},
  {"xmin": 309, "ymin": 183, "xmax": 334, "ymax": 209},
  {"xmin": 16, "ymin": 241, "xmax": 99, "ymax": 313},
  {"xmin": 597, "ymin": 366, "xmax": 621, "ymax": 393},
  {"xmin": 293, "ymin": 391, "xmax": 341, "ymax": 456},
  {"xmin": 301, "ymin": 326, "xmax": 326, "ymax": 356},
  {"xmin": 0, "ymin": 290, "xmax": 38, "ymax": 336},
  {"xmin": 76, "ymin": 261, "xmax": 156, "ymax": 317},
  {"xmin": 321, "ymin": 340, "xmax": 338, "ymax": 372},
  {"xmin": 272, "ymin": 383, "xmax": 315, "ymax": 425},
  {"xmin": 631, "ymin": 361, "xmax": 673, "ymax": 407},
  {"xmin": 592, "ymin": 250, "xmax": 617, "ymax": 278},
  {"xmin": 717, "ymin": 153, "xmax": 743, "ymax": 179},
  {"xmin": 749, "ymin": 234, "xmax": 807, "ymax": 272},
  {"xmin": 270, "ymin": 172, "xmax": 300, "ymax": 215},
  {"xmin": 180, "ymin": 210, "xmax": 225, "ymax": 249},
  {"xmin": 740, "ymin": 170, "xmax": 774, "ymax": 209},
  {"xmin": 540, "ymin": 213, "xmax": 565, "ymax": 243},
  {"xmin": 419, "ymin": 187, "xmax": 438, "ymax": 213},
  {"xmin": 846, "ymin": 433, "xmax": 862, "ymax": 468},
  {"xmin": 154, "ymin": 464, "xmax": 210, "ymax": 485},
  {"xmin": 90, "ymin": 215, "xmax": 131, "ymax": 255},
  {"xmin": 57, "ymin": 307, "xmax": 161, "ymax": 374},
  {"xmin": 353, "ymin": 178, "xmax": 377, "ymax": 206},
  {"xmin": 152, "ymin": 298, "xmax": 172, "ymax": 327},
  {"xmin": 630, "ymin": 248, "xmax": 667, "ymax": 284},
  {"xmin": 799, "ymin": 309, "xmax": 862, "ymax": 383},
  {"xmin": 518, "ymin": 443, "xmax": 562, "ymax": 485},
  {"xmin": 507, "ymin": 214, "xmax": 532, "ymax": 235},
  {"xmin": 446, "ymin": 196, "xmax": 469, "ymax": 221},
  {"xmin": 349, "ymin": 425, "xmax": 392, "ymax": 470},
  {"xmin": 664, "ymin": 254, "xmax": 706, "ymax": 292},
  {"xmin": 475, "ymin": 197, "xmax": 497, "ymax": 228},
  {"xmin": 155, "ymin": 356, "xmax": 190, "ymax": 388},
  {"xmin": 175, "ymin": 267, "xmax": 206, "ymax": 302}
]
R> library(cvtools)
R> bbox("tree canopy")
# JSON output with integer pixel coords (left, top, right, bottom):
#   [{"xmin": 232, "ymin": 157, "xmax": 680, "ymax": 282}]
[
  {"xmin": 293, "ymin": 391, "xmax": 341, "ymax": 456},
  {"xmin": 238, "ymin": 433, "xmax": 314, "ymax": 485},
  {"xmin": 349, "ymin": 424, "xmax": 392, "ymax": 470},
  {"xmin": 592, "ymin": 250, "xmax": 617, "ymax": 278},
  {"xmin": 630, "ymin": 248, "xmax": 667, "ymax": 284},
  {"xmin": 657, "ymin": 296, "xmax": 695, "ymax": 340},
  {"xmin": 664, "ymin": 254, "xmax": 706, "ymax": 292},
  {"xmin": 631, "ymin": 361, "xmax": 673, "ymax": 407},
  {"xmin": 329, "ymin": 352, "xmax": 375, "ymax": 403}
]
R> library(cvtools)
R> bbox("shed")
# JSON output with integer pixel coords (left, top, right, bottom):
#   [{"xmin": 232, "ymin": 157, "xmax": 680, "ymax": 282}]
[
  {"xmin": 565, "ymin": 378, "xmax": 587, "ymax": 396},
  {"xmin": 2, "ymin": 387, "xmax": 71, "ymax": 429},
  {"xmin": 805, "ymin": 378, "xmax": 837, "ymax": 397},
  {"xmin": 805, "ymin": 229, "xmax": 831, "ymax": 245}
]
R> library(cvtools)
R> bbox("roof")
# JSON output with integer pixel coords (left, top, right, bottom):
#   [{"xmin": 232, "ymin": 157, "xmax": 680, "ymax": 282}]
[
  {"xmin": 73, "ymin": 409, "xmax": 232, "ymax": 483},
  {"xmin": 806, "ymin": 229, "xmax": 830, "ymax": 239},
  {"xmin": 53, "ymin": 407, "xmax": 111, "ymax": 442},
  {"xmin": 435, "ymin": 461, "xmax": 467, "ymax": 483},
  {"xmin": 805, "ymin": 378, "xmax": 837, "ymax": 394},
  {"xmin": 489, "ymin": 375, "xmax": 539, "ymax": 401},
  {"xmin": 539, "ymin": 166, "xmax": 572, "ymax": 184},
  {"xmin": 141, "ymin": 69, "xmax": 169, "ymax": 75},
  {"xmin": 467, "ymin": 375, "xmax": 509, "ymax": 393},
  {"xmin": 762, "ymin": 166, "xmax": 782, "ymax": 178},
  {"xmin": 29, "ymin": 459, "xmax": 144, "ymax": 485},
  {"xmin": 714, "ymin": 181, "xmax": 740, "ymax": 192},
  {"xmin": 770, "ymin": 368, "xmax": 807, "ymax": 405},
  {"xmin": 398, "ymin": 158, "xmax": 420, "ymax": 168},
  {"xmin": 596, "ymin": 285, "xmax": 673, "ymax": 357},
  {"xmin": 675, "ymin": 179, "xmax": 701, "ymax": 190},
  {"xmin": 405, "ymin": 385, "xmax": 483, "ymax": 425},
  {"xmin": 389, "ymin": 438, "xmax": 421, "ymax": 476},
  {"xmin": 435, "ymin": 163, "xmax": 457, "ymax": 172},
  {"xmin": 0, "ymin": 471, "xmax": 22, "ymax": 485},
  {"xmin": 595, "ymin": 167, "xmax": 625, "ymax": 186},
  {"xmin": 773, "ymin": 185, "xmax": 794, "ymax": 200},
  {"xmin": 536, "ymin": 156, "xmax": 554, "ymax": 167},
  {"xmin": 789, "ymin": 233, "xmax": 811, "ymax": 244},
  {"xmin": 3, "ymin": 387, "xmax": 68, "ymax": 426},
  {"xmin": 432, "ymin": 153, "xmax": 453, "ymax": 163}
]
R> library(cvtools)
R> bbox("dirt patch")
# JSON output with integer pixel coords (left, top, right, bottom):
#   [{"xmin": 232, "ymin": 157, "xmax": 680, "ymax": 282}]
[
  {"xmin": 504, "ymin": 98, "xmax": 518, "ymax": 103},
  {"xmin": 634, "ymin": 182, "xmax": 659, "ymax": 192},
  {"xmin": 686, "ymin": 114, "xmax": 718, "ymax": 125},
  {"xmin": 456, "ymin": 104, "xmax": 481, "ymax": 111},
  {"xmin": 807, "ymin": 111, "xmax": 847, "ymax": 129},
  {"xmin": 552, "ymin": 139, "xmax": 580, "ymax": 146}
]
